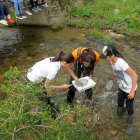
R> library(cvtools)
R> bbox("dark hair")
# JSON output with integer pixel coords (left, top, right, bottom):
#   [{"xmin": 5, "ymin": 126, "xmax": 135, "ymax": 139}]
[
  {"xmin": 81, "ymin": 48, "xmax": 96, "ymax": 70},
  {"xmin": 107, "ymin": 44, "xmax": 123, "ymax": 59},
  {"xmin": 50, "ymin": 51, "xmax": 74, "ymax": 63},
  {"xmin": 115, "ymin": 51, "xmax": 123, "ymax": 58}
]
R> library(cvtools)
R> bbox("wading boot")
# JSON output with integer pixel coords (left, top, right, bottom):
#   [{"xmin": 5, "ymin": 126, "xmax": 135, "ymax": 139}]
[
  {"xmin": 125, "ymin": 114, "xmax": 134, "ymax": 135},
  {"xmin": 50, "ymin": 100, "xmax": 58, "ymax": 118},
  {"xmin": 117, "ymin": 106, "xmax": 126, "ymax": 117},
  {"xmin": 85, "ymin": 89, "xmax": 93, "ymax": 100},
  {"xmin": 32, "ymin": 108, "xmax": 41, "ymax": 125}
]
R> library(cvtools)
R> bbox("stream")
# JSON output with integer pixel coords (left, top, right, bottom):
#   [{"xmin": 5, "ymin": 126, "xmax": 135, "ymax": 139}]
[{"xmin": 0, "ymin": 26, "xmax": 140, "ymax": 139}]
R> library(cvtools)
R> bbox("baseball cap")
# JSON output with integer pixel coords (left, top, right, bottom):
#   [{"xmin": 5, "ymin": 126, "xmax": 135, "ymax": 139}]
[{"xmin": 100, "ymin": 44, "xmax": 117, "ymax": 59}]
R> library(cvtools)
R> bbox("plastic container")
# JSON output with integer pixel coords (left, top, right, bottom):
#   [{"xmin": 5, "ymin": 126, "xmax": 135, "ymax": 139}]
[{"xmin": 72, "ymin": 76, "xmax": 96, "ymax": 92}]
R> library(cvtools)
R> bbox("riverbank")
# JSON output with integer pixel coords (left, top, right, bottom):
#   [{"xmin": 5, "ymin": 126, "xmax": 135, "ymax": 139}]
[
  {"xmin": 1, "ymin": 0, "xmax": 139, "ymax": 38},
  {"xmin": 64, "ymin": 0, "xmax": 140, "ymax": 38}
]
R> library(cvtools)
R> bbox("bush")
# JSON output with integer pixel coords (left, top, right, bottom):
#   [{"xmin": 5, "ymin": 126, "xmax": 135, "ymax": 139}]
[{"xmin": 0, "ymin": 67, "xmax": 97, "ymax": 140}]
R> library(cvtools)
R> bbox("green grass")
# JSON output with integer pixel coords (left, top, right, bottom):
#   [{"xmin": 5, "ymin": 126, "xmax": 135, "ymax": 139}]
[
  {"xmin": 51, "ymin": 22, "xmax": 63, "ymax": 31},
  {"xmin": 91, "ymin": 29, "xmax": 103, "ymax": 39},
  {"xmin": 65, "ymin": 0, "xmax": 140, "ymax": 36},
  {"xmin": 103, "ymin": 35, "xmax": 114, "ymax": 42}
]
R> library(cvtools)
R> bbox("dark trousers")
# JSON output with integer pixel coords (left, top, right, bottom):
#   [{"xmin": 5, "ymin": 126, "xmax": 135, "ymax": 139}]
[
  {"xmin": 25, "ymin": 76, "xmax": 50, "ymax": 106},
  {"xmin": 23, "ymin": 0, "xmax": 28, "ymax": 11},
  {"xmin": 67, "ymin": 62, "xmax": 93, "ymax": 103},
  {"xmin": 30, "ymin": 0, "xmax": 38, "ymax": 7},
  {"xmin": 42, "ymin": 0, "xmax": 45, "ymax": 4},
  {"xmin": 118, "ymin": 89, "xmax": 135, "ymax": 115},
  {"xmin": 0, "ymin": 4, "xmax": 4, "ymax": 19},
  {"xmin": 0, "ymin": 2, "xmax": 10, "ymax": 16}
]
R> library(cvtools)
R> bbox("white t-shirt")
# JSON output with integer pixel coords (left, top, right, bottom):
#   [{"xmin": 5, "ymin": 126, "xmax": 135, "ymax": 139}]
[
  {"xmin": 27, "ymin": 57, "xmax": 61, "ymax": 82},
  {"xmin": 111, "ymin": 58, "xmax": 137, "ymax": 93}
]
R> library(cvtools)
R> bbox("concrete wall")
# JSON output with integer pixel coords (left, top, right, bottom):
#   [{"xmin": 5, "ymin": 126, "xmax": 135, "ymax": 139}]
[
  {"xmin": 8, "ymin": 0, "xmax": 83, "ymax": 26},
  {"xmin": 8, "ymin": 0, "xmax": 62, "ymax": 26}
]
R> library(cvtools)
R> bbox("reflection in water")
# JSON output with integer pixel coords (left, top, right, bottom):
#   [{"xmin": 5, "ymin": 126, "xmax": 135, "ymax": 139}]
[{"xmin": 0, "ymin": 26, "xmax": 140, "ymax": 139}]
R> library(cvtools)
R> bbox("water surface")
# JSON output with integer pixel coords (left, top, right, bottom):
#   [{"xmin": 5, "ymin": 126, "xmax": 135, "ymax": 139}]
[{"xmin": 0, "ymin": 26, "xmax": 140, "ymax": 139}]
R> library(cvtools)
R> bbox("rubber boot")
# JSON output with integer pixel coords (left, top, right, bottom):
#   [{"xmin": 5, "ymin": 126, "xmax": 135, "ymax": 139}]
[
  {"xmin": 125, "ymin": 114, "xmax": 134, "ymax": 135},
  {"xmin": 32, "ymin": 108, "xmax": 41, "ymax": 125},
  {"xmin": 117, "ymin": 106, "xmax": 126, "ymax": 117},
  {"xmin": 50, "ymin": 100, "xmax": 55, "ymax": 110},
  {"xmin": 50, "ymin": 100, "xmax": 58, "ymax": 118},
  {"xmin": 85, "ymin": 88, "xmax": 93, "ymax": 100}
]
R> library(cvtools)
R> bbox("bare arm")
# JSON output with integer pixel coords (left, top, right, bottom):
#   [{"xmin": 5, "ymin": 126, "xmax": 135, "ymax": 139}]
[
  {"xmin": 45, "ymin": 78, "xmax": 73, "ymax": 89},
  {"xmin": 67, "ymin": 63, "xmax": 78, "ymax": 80},
  {"xmin": 93, "ymin": 63, "xmax": 97, "ymax": 72},
  {"xmin": 125, "ymin": 67, "xmax": 138, "ymax": 99},
  {"xmin": 89, "ymin": 63, "xmax": 97, "ymax": 79}
]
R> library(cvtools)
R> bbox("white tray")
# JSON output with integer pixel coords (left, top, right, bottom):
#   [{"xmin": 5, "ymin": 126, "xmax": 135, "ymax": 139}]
[{"xmin": 72, "ymin": 76, "xmax": 96, "ymax": 92}]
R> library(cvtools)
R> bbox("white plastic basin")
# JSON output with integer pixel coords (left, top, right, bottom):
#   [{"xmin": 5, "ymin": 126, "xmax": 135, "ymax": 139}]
[{"xmin": 72, "ymin": 76, "xmax": 96, "ymax": 92}]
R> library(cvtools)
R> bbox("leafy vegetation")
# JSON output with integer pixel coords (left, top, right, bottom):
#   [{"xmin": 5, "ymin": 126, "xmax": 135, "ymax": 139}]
[
  {"xmin": 103, "ymin": 35, "xmax": 113, "ymax": 42},
  {"xmin": 63, "ymin": 0, "xmax": 140, "ymax": 37},
  {"xmin": 91, "ymin": 29, "xmax": 103, "ymax": 39},
  {"xmin": 51, "ymin": 22, "xmax": 63, "ymax": 31},
  {"xmin": 0, "ymin": 67, "xmax": 98, "ymax": 140}
]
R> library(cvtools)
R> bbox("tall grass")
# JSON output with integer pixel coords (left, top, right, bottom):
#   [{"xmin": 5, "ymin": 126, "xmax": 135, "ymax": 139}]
[{"xmin": 65, "ymin": 0, "xmax": 140, "ymax": 36}]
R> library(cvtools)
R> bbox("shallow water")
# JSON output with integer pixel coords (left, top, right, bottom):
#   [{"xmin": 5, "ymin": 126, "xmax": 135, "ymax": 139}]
[{"xmin": 0, "ymin": 26, "xmax": 140, "ymax": 139}]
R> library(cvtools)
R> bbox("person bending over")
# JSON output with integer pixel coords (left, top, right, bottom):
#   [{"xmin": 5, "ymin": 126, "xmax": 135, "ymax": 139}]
[
  {"xmin": 67, "ymin": 47, "xmax": 100, "ymax": 103},
  {"xmin": 25, "ymin": 51, "xmax": 74, "ymax": 107}
]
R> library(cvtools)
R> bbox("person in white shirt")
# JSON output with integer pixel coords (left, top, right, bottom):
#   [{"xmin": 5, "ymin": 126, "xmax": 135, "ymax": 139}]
[
  {"xmin": 100, "ymin": 44, "xmax": 138, "ymax": 135},
  {"xmin": 25, "ymin": 51, "xmax": 74, "ymax": 107}
]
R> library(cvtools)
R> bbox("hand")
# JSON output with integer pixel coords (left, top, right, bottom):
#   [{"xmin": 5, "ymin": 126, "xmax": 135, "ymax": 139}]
[
  {"xmin": 127, "ymin": 91, "xmax": 135, "ymax": 100},
  {"xmin": 61, "ymin": 84, "xmax": 73, "ymax": 89},
  {"xmin": 89, "ymin": 75, "xmax": 93, "ymax": 79}
]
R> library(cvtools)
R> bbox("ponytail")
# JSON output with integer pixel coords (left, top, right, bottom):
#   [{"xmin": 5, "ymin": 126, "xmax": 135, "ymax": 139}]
[
  {"xmin": 115, "ymin": 51, "xmax": 123, "ymax": 59},
  {"xmin": 51, "ymin": 51, "xmax": 63, "ymax": 62},
  {"xmin": 50, "ymin": 51, "xmax": 74, "ymax": 63},
  {"xmin": 106, "ymin": 44, "xmax": 124, "ymax": 60}
]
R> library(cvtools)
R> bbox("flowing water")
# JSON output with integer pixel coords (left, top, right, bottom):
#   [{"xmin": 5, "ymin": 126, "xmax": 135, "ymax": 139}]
[{"xmin": 0, "ymin": 26, "xmax": 140, "ymax": 139}]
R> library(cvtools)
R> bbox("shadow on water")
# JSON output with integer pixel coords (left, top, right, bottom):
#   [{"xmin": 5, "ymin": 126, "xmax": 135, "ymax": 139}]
[{"xmin": 0, "ymin": 26, "xmax": 140, "ymax": 139}]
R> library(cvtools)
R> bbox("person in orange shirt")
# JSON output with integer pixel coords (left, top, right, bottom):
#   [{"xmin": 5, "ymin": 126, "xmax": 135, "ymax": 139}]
[{"xmin": 67, "ymin": 47, "xmax": 100, "ymax": 103}]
